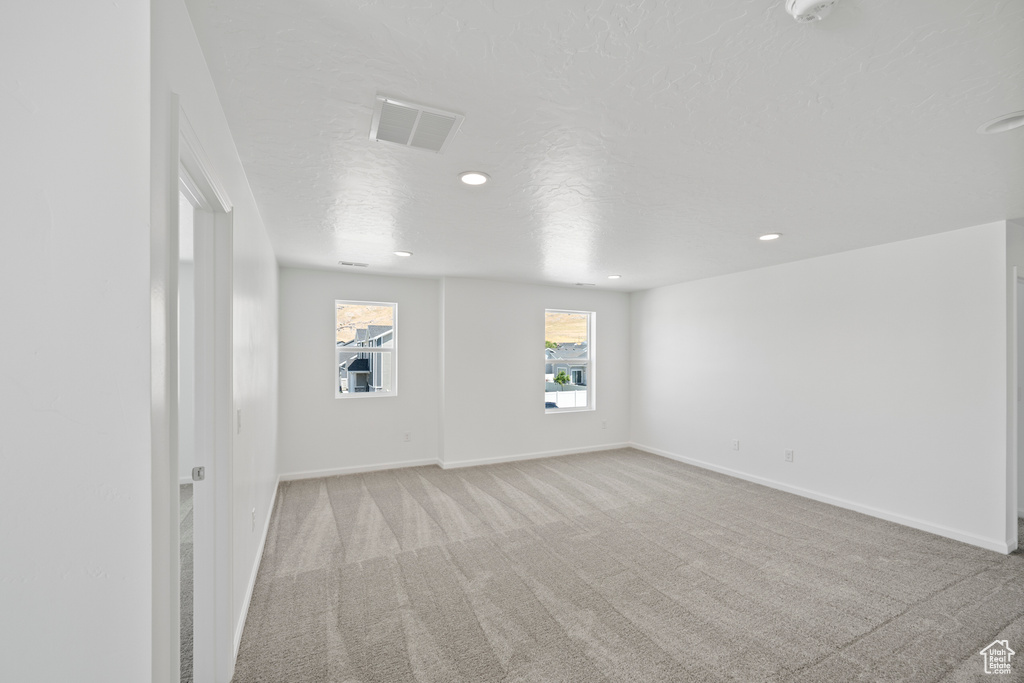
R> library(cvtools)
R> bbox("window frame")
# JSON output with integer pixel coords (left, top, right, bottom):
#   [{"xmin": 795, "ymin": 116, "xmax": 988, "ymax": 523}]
[
  {"xmin": 335, "ymin": 299, "xmax": 398, "ymax": 399},
  {"xmin": 544, "ymin": 308, "xmax": 595, "ymax": 414}
]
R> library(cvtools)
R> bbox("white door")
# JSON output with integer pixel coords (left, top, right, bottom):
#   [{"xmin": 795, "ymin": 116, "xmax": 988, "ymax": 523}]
[
  {"xmin": 1016, "ymin": 278, "xmax": 1023, "ymax": 536},
  {"xmin": 178, "ymin": 191, "xmax": 198, "ymax": 683},
  {"xmin": 177, "ymin": 106, "xmax": 235, "ymax": 683}
]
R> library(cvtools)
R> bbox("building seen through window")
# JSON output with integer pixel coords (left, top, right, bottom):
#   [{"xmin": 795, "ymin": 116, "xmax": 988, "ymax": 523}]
[
  {"xmin": 544, "ymin": 310, "xmax": 593, "ymax": 411},
  {"xmin": 336, "ymin": 301, "xmax": 396, "ymax": 396}
]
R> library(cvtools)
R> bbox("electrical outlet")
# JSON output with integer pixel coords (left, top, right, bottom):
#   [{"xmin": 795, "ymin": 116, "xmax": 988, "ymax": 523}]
[
  {"xmin": 732, "ymin": 440, "xmax": 740, "ymax": 451},
  {"xmin": 251, "ymin": 507, "xmax": 256, "ymax": 532},
  {"xmin": 602, "ymin": 420, "xmax": 608, "ymax": 429},
  {"xmin": 785, "ymin": 449, "xmax": 794, "ymax": 462},
  {"xmin": 403, "ymin": 432, "xmax": 411, "ymax": 442}
]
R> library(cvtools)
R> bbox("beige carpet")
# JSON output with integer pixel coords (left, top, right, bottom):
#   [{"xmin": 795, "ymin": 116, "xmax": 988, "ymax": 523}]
[
  {"xmin": 180, "ymin": 483, "xmax": 194, "ymax": 683},
  {"xmin": 233, "ymin": 449, "xmax": 1024, "ymax": 682}
]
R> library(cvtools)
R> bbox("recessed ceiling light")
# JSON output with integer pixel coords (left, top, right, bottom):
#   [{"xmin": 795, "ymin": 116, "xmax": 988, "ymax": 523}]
[
  {"xmin": 978, "ymin": 110, "xmax": 1024, "ymax": 134},
  {"xmin": 759, "ymin": 233, "xmax": 782, "ymax": 241},
  {"xmin": 459, "ymin": 171, "xmax": 489, "ymax": 185},
  {"xmin": 608, "ymin": 275, "xmax": 621, "ymax": 279},
  {"xmin": 786, "ymin": 0, "xmax": 839, "ymax": 23},
  {"xmin": 393, "ymin": 250, "xmax": 413, "ymax": 257}
]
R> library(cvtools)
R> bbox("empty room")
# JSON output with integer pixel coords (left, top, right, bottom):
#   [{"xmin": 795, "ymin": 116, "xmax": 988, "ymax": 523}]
[{"xmin": 3, "ymin": 1, "xmax": 1024, "ymax": 682}]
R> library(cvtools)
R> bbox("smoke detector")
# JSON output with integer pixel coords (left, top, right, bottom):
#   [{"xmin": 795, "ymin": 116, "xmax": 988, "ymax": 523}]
[
  {"xmin": 786, "ymin": 0, "xmax": 839, "ymax": 22},
  {"xmin": 369, "ymin": 95, "xmax": 464, "ymax": 154}
]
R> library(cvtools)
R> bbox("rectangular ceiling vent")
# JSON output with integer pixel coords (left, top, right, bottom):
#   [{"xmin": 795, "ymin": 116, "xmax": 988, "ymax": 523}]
[{"xmin": 369, "ymin": 95, "xmax": 465, "ymax": 154}]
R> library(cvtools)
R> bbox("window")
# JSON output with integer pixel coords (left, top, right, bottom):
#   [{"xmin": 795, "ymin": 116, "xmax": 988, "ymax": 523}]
[
  {"xmin": 336, "ymin": 300, "xmax": 396, "ymax": 397},
  {"xmin": 544, "ymin": 309, "xmax": 594, "ymax": 411}
]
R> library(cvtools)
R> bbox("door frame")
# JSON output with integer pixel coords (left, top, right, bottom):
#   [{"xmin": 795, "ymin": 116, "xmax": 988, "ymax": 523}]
[
  {"xmin": 1012, "ymin": 273, "xmax": 1022, "ymax": 544},
  {"xmin": 176, "ymin": 102, "xmax": 235, "ymax": 683}
]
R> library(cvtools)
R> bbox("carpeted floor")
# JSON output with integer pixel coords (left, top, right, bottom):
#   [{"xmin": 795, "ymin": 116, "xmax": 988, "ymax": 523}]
[
  {"xmin": 180, "ymin": 483, "xmax": 194, "ymax": 683},
  {"xmin": 233, "ymin": 448, "xmax": 1024, "ymax": 682}
]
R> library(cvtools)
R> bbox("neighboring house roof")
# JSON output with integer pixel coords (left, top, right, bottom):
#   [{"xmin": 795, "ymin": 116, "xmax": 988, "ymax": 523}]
[
  {"xmin": 366, "ymin": 324, "xmax": 392, "ymax": 340},
  {"xmin": 547, "ymin": 360, "xmax": 588, "ymax": 372},
  {"xmin": 546, "ymin": 343, "xmax": 588, "ymax": 360},
  {"xmin": 347, "ymin": 358, "xmax": 371, "ymax": 372},
  {"xmin": 341, "ymin": 324, "xmax": 392, "ymax": 355}
]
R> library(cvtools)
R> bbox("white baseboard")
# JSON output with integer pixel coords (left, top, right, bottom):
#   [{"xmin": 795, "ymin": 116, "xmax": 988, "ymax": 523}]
[
  {"xmin": 630, "ymin": 442, "xmax": 1012, "ymax": 555},
  {"xmin": 234, "ymin": 474, "xmax": 281, "ymax": 659},
  {"xmin": 279, "ymin": 445, "xmax": 633, "ymax": 479},
  {"xmin": 279, "ymin": 458, "xmax": 441, "ymax": 482},
  {"xmin": 440, "ymin": 442, "xmax": 631, "ymax": 470}
]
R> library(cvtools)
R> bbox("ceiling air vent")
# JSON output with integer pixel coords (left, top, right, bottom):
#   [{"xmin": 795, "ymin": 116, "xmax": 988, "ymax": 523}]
[
  {"xmin": 338, "ymin": 261, "xmax": 369, "ymax": 268},
  {"xmin": 369, "ymin": 96, "xmax": 464, "ymax": 154}
]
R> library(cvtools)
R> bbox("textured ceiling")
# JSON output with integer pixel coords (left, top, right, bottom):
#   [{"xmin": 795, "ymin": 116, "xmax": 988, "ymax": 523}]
[{"xmin": 184, "ymin": 0, "xmax": 1024, "ymax": 291}]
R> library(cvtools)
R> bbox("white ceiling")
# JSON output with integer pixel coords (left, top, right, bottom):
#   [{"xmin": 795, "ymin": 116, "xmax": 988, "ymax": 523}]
[{"xmin": 184, "ymin": 0, "xmax": 1024, "ymax": 291}]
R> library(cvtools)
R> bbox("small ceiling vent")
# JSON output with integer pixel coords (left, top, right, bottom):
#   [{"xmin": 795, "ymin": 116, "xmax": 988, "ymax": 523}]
[{"xmin": 369, "ymin": 95, "xmax": 464, "ymax": 154}]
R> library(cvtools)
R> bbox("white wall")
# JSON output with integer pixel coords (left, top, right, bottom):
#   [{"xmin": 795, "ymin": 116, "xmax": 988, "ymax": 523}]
[
  {"xmin": 0, "ymin": 3, "xmax": 152, "ymax": 681},
  {"xmin": 278, "ymin": 268, "xmax": 441, "ymax": 477},
  {"xmin": 153, "ymin": 0, "xmax": 280, "ymax": 677},
  {"xmin": 442, "ymin": 278, "xmax": 631, "ymax": 466},
  {"xmin": 277, "ymin": 272, "xmax": 631, "ymax": 474},
  {"xmin": 631, "ymin": 222, "xmax": 1011, "ymax": 551}
]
